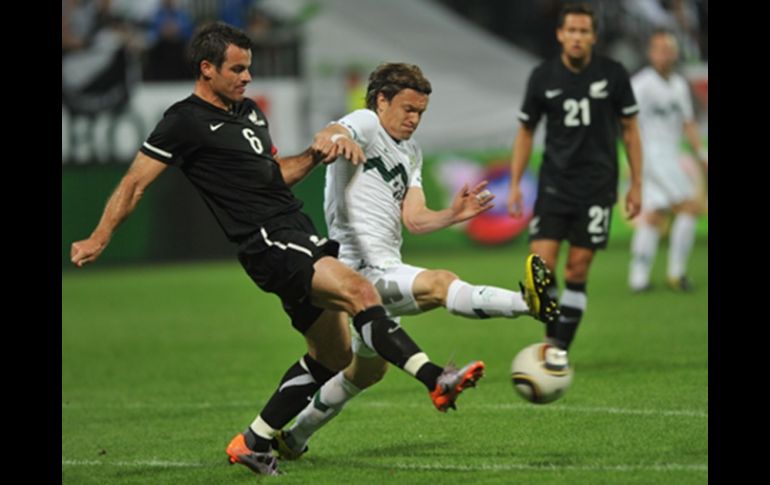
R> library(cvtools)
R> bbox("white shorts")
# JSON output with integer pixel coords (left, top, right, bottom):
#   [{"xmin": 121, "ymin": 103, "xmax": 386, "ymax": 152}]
[
  {"xmin": 350, "ymin": 263, "xmax": 426, "ymax": 358},
  {"xmin": 642, "ymin": 156, "xmax": 697, "ymax": 212}
]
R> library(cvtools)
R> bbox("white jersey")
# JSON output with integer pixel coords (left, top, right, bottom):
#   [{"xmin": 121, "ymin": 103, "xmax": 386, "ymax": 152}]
[
  {"xmin": 632, "ymin": 67, "xmax": 697, "ymax": 210},
  {"xmin": 324, "ymin": 109, "xmax": 424, "ymax": 269},
  {"xmin": 632, "ymin": 66, "xmax": 695, "ymax": 167}
]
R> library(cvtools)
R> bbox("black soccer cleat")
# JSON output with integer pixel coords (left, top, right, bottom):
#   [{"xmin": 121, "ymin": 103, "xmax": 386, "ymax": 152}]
[{"xmin": 521, "ymin": 253, "xmax": 560, "ymax": 323}]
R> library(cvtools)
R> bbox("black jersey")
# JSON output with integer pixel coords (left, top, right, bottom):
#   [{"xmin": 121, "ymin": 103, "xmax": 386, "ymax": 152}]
[
  {"xmin": 140, "ymin": 95, "xmax": 303, "ymax": 243},
  {"xmin": 518, "ymin": 55, "xmax": 638, "ymax": 206}
]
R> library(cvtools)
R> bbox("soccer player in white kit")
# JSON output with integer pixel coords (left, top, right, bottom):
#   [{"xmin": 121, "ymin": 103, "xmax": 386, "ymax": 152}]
[
  {"xmin": 273, "ymin": 63, "xmax": 560, "ymax": 458},
  {"xmin": 628, "ymin": 30, "xmax": 708, "ymax": 292}
]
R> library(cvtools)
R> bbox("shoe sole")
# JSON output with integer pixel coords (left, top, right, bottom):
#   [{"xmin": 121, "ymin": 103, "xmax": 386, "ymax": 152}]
[{"xmin": 524, "ymin": 254, "xmax": 542, "ymax": 315}]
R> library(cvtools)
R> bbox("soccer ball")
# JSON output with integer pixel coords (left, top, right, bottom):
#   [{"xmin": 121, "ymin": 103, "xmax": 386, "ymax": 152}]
[{"xmin": 511, "ymin": 343, "xmax": 573, "ymax": 404}]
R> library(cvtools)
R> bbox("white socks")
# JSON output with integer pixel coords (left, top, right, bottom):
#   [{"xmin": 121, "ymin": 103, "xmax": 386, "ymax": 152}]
[
  {"xmin": 446, "ymin": 280, "xmax": 529, "ymax": 318},
  {"xmin": 629, "ymin": 222, "xmax": 660, "ymax": 290},
  {"xmin": 668, "ymin": 214, "xmax": 696, "ymax": 280},
  {"xmin": 288, "ymin": 372, "xmax": 361, "ymax": 446},
  {"xmin": 630, "ymin": 214, "xmax": 697, "ymax": 288}
]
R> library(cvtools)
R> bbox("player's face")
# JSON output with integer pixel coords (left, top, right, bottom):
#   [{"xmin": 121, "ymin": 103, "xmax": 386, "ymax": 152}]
[
  {"xmin": 210, "ymin": 44, "xmax": 252, "ymax": 104},
  {"xmin": 376, "ymin": 89, "xmax": 429, "ymax": 141},
  {"xmin": 557, "ymin": 14, "xmax": 596, "ymax": 61},
  {"xmin": 648, "ymin": 34, "xmax": 679, "ymax": 74}
]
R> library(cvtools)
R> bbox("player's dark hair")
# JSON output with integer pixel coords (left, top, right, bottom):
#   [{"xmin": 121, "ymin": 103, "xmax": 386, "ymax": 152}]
[
  {"xmin": 365, "ymin": 63, "xmax": 432, "ymax": 111},
  {"xmin": 558, "ymin": 3, "xmax": 596, "ymax": 32},
  {"xmin": 189, "ymin": 22, "xmax": 253, "ymax": 78}
]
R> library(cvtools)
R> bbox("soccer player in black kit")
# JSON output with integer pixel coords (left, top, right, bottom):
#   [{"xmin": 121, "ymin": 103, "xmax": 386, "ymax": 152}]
[
  {"xmin": 507, "ymin": 3, "xmax": 643, "ymax": 354},
  {"xmin": 71, "ymin": 22, "xmax": 484, "ymax": 476}
]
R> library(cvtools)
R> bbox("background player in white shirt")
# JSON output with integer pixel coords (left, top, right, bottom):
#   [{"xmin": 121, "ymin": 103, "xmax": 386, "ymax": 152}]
[
  {"xmin": 628, "ymin": 30, "xmax": 708, "ymax": 292},
  {"xmin": 274, "ymin": 63, "xmax": 559, "ymax": 458}
]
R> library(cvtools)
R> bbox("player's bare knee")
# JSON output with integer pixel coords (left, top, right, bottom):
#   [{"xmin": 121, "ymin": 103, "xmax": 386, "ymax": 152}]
[
  {"xmin": 680, "ymin": 200, "xmax": 701, "ymax": 215},
  {"xmin": 345, "ymin": 275, "xmax": 382, "ymax": 310},
  {"xmin": 428, "ymin": 270, "xmax": 458, "ymax": 305}
]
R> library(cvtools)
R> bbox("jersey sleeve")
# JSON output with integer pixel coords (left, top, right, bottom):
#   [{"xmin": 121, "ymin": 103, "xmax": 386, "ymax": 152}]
[
  {"xmin": 140, "ymin": 110, "xmax": 198, "ymax": 166},
  {"xmin": 613, "ymin": 64, "xmax": 639, "ymax": 118},
  {"xmin": 518, "ymin": 68, "xmax": 544, "ymax": 128},
  {"xmin": 335, "ymin": 109, "xmax": 379, "ymax": 149},
  {"xmin": 409, "ymin": 146, "xmax": 424, "ymax": 189}
]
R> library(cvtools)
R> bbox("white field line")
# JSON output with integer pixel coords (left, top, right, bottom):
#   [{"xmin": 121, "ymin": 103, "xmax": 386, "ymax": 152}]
[
  {"xmin": 63, "ymin": 400, "xmax": 707, "ymax": 418},
  {"xmin": 61, "ymin": 459, "xmax": 707, "ymax": 473},
  {"xmin": 361, "ymin": 401, "xmax": 708, "ymax": 418},
  {"xmin": 61, "ymin": 459, "xmax": 205, "ymax": 468}
]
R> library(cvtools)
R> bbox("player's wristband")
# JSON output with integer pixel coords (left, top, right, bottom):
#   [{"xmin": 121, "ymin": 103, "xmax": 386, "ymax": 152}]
[{"xmin": 330, "ymin": 133, "xmax": 348, "ymax": 144}]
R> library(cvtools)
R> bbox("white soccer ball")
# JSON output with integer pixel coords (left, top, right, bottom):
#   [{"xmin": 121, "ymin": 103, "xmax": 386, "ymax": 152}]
[{"xmin": 511, "ymin": 343, "xmax": 573, "ymax": 404}]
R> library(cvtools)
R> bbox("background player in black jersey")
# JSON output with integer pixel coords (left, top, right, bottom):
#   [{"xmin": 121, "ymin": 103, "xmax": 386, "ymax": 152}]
[
  {"xmin": 506, "ymin": 3, "xmax": 643, "ymax": 352},
  {"xmin": 70, "ymin": 22, "xmax": 484, "ymax": 476}
]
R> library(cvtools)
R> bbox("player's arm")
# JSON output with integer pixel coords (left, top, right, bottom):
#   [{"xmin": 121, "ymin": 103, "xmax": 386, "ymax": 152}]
[
  {"xmin": 70, "ymin": 152, "xmax": 168, "ymax": 267},
  {"xmin": 401, "ymin": 183, "xmax": 494, "ymax": 235},
  {"xmin": 507, "ymin": 123, "xmax": 535, "ymax": 217},
  {"xmin": 620, "ymin": 115, "xmax": 643, "ymax": 219},
  {"xmin": 278, "ymin": 121, "xmax": 368, "ymax": 186},
  {"xmin": 683, "ymin": 120, "xmax": 708, "ymax": 172},
  {"xmin": 276, "ymin": 148, "xmax": 327, "ymax": 187},
  {"xmin": 311, "ymin": 123, "xmax": 365, "ymax": 166}
]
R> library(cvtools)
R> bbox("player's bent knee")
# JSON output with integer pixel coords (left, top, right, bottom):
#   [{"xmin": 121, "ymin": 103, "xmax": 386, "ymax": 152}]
[
  {"xmin": 349, "ymin": 278, "xmax": 382, "ymax": 308},
  {"xmin": 680, "ymin": 200, "xmax": 702, "ymax": 215},
  {"xmin": 422, "ymin": 269, "xmax": 458, "ymax": 305}
]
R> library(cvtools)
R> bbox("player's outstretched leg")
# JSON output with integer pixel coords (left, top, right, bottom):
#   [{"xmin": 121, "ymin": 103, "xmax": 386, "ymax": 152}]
[{"xmin": 351, "ymin": 305, "xmax": 485, "ymax": 411}]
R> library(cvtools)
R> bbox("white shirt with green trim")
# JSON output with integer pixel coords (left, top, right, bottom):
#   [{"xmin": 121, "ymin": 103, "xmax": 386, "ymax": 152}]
[{"xmin": 324, "ymin": 109, "xmax": 423, "ymax": 269}]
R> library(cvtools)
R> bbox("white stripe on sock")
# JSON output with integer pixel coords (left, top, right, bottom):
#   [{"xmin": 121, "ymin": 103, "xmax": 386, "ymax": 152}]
[{"xmin": 403, "ymin": 352, "xmax": 430, "ymax": 377}]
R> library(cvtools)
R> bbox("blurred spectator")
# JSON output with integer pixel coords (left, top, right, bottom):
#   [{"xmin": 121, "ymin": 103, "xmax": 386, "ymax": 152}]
[
  {"xmin": 144, "ymin": 0, "xmax": 195, "ymax": 80},
  {"xmin": 435, "ymin": 0, "xmax": 707, "ymax": 70},
  {"xmin": 219, "ymin": 0, "xmax": 259, "ymax": 29},
  {"xmin": 621, "ymin": 0, "xmax": 703, "ymax": 64},
  {"xmin": 62, "ymin": 0, "xmax": 141, "ymax": 114}
]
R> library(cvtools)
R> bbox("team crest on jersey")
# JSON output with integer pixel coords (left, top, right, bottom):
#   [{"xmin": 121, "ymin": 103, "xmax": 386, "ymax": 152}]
[
  {"xmin": 249, "ymin": 110, "xmax": 267, "ymax": 126},
  {"xmin": 589, "ymin": 79, "xmax": 609, "ymax": 99}
]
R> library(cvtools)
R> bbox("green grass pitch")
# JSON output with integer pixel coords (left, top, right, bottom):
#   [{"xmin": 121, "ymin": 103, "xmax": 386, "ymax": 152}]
[{"xmin": 62, "ymin": 240, "xmax": 708, "ymax": 484}]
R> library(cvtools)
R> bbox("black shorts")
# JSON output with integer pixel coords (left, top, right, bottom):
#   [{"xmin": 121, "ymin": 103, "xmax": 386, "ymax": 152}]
[
  {"xmin": 528, "ymin": 196, "xmax": 614, "ymax": 250},
  {"xmin": 237, "ymin": 211, "xmax": 340, "ymax": 333}
]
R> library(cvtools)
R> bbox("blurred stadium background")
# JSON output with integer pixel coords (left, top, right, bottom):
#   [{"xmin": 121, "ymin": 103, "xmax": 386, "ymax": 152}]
[{"xmin": 62, "ymin": 1, "xmax": 708, "ymax": 483}]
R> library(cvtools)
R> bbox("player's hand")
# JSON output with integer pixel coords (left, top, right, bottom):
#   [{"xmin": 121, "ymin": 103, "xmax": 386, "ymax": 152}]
[
  {"xmin": 333, "ymin": 136, "xmax": 365, "ymax": 165},
  {"xmin": 625, "ymin": 183, "xmax": 642, "ymax": 220},
  {"xmin": 71, "ymin": 238, "xmax": 106, "ymax": 268},
  {"xmin": 451, "ymin": 180, "xmax": 495, "ymax": 222},
  {"xmin": 312, "ymin": 133, "xmax": 365, "ymax": 165},
  {"xmin": 507, "ymin": 184, "xmax": 523, "ymax": 218}
]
